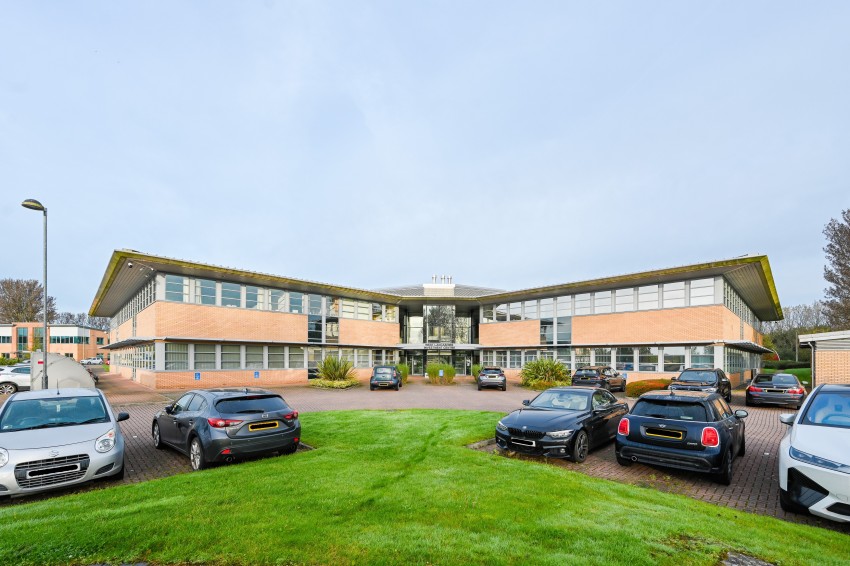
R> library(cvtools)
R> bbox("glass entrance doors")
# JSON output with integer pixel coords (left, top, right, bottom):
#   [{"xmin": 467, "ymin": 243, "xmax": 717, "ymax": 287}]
[{"xmin": 402, "ymin": 350, "xmax": 474, "ymax": 375}]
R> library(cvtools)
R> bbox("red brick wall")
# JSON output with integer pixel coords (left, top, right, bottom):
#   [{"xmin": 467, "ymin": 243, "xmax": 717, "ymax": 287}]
[
  {"xmin": 339, "ymin": 318, "xmax": 399, "ymax": 346},
  {"xmin": 154, "ymin": 302, "xmax": 308, "ymax": 342},
  {"xmin": 815, "ymin": 350, "xmax": 850, "ymax": 385},
  {"xmin": 479, "ymin": 320, "xmax": 540, "ymax": 347},
  {"xmin": 574, "ymin": 305, "xmax": 741, "ymax": 344}
]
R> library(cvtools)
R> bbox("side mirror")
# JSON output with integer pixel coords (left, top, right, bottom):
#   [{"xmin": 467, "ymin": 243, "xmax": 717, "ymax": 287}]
[
  {"xmin": 779, "ymin": 413, "xmax": 796, "ymax": 426},
  {"xmin": 164, "ymin": 404, "xmax": 174, "ymax": 414},
  {"xmin": 522, "ymin": 400, "xmax": 530, "ymax": 406},
  {"xmin": 116, "ymin": 412, "xmax": 130, "ymax": 422},
  {"xmin": 734, "ymin": 410, "xmax": 748, "ymax": 419}
]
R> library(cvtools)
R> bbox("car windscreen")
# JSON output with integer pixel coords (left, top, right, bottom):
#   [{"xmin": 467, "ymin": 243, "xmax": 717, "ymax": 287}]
[
  {"xmin": 677, "ymin": 371, "xmax": 717, "ymax": 384},
  {"xmin": 374, "ymin": 368, "xmax": 393, "ymax": 375},
  {"xmin": 215, "ymin": 395, "xmax": 289, "ymax": 415},
  {"xmin": 631, "ymin": 399, "xmax": 708, "ymax": 422},
  {"xmin": 530, "ymin": 391, "xmax": 589, "ymax": 411},
  {"xmin": 801, "ymin": 391, "xmax": 850, "ymax": 429},
  {"xmin": 0, "ymin": 396, "xmax": 109, "ymax": 432},
  {"xmin": 573, "ymin": 370, "xmax": 599, "ymax": 378}
]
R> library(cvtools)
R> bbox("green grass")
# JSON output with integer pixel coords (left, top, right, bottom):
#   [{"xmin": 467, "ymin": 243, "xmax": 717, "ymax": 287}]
[{"xmin": 1, "ymin": 410, "xmax": 847, "ymax": 565}]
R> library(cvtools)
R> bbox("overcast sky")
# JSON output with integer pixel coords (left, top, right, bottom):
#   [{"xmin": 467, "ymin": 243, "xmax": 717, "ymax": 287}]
[{"xmin": 2, "ymin": 2, "xmax": 848, "ymax": 315}]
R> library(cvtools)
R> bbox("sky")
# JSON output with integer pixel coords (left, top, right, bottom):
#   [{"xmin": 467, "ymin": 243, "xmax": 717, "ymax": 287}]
[{"xmin": 1, "ymin": 1, "xmax": 849, "ymax": 315}]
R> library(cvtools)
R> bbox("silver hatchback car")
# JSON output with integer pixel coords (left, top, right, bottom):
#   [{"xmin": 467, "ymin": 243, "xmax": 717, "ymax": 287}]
[{"xmin": 0, "ymin": 388, "xmax": 128, "ymax": 498}]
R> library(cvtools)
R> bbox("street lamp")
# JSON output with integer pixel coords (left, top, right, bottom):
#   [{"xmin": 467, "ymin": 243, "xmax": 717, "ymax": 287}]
[{"xmin": 21, "ymin": 198, "xmax": 48, "ymax": 389}]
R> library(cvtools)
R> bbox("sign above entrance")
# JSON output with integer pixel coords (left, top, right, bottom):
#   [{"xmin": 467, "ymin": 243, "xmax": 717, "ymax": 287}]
[{"xmin": 425, "ymin": 343, "xmax": 453, "ymax": 350}]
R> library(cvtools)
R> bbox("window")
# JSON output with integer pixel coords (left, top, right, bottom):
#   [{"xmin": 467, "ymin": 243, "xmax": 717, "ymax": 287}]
[
  {"xmin": 616, "ymin": 348, "xmax": 635, "ymax": 371},
  {"xmin": 524, "ymin": 350, "xmax": 537, "ymax": 364},
  {"xmin": 540, "ymin": 319, "xmax": 554, "ymax": 345},
  {"xmin": 496, "ymin": 350, "xmax": 507, "ymax": 368},
  {"xmin": 594, "ymin": 291, "xmax": 612, "ymax": 314},
  {"xmin": 308, "ymin": 316, "xmax": 323, "ymax": 343},
  {"xmin": 289, "ymin": 292, "xmax": 303, "ymax": 314},
  {"xmin": 325, "ymin": 318, "xmax": 339, "ymax": 344},
  {"xmin": 556, "ymin": 296, "xmax": 572, "ymax": 317},
  {"xmin": 509, "ymin": 302, "xmax": 522, "ymax": 321},
  {"xmin": 356, "ymin": 349, "xmax": 370, "ymax": 368},
  {"xmin": 510, "ymin": 350, "xmax": 522, "ymax": 369},
  {"xmin": 638, "ymin": 285, "xmax": 658, "ymax": 310},
  {"xmin": 539, "ymin": 298, "xmax": 554, "ymax": 319},
  {"xmin": 495, "ymin": 304, "xmax": 507, "ymax": 322},
  {"xmin": 96, "ymin": 337, "xmax": 104, "ymax": 345},
  {"xmin": 221, "ymin": 345, "xmax": 241, "ymax": 369},
  {"xmin": 385, "ymin": 305, "xmax": 398, "ymax": 323},
  {"xmin": 187, "ymin": 395, "xmax": 206, "ymax": 412},
  {"xmin": 289, "ymin": 347, "xmax": 305, "ymax": 369},
  {"xmin": 341, "ymin": 299, "xmax": 356, "ymax": 319},
  {"xmin": 482, "ymin": 306, "xmax": 494, "ymax": 323},
  {"xmin": 221, "ymin": 282, "xmax": 241, "ymax": 307},
  {"xmin": 327, "ymin": 298, "xmax": 340, "ymax": 317},
  {"xmin": 194, "ymin": 344, "xmax": 216, "ymax": 370},
  {"xmin": 663, "ymin": 282, "xmax": 685, "ymax": 308},
  {"xmin": 308, "ymin": 295, "xmax": 323, "ymax": 316},
  {"xmin": 556, "ymin": 318, "xmax": 571, "ymax": 344},
  {"xmin": 615, "ymin": 288, "xmax": 634, "ymax": 312},
  {"xmin": 339, "ymin": 349, "xmax": 353, "ymax": 363},
  {"xmin": 268, "ymin": 346, "xmax": 285, "ymax": 369},
  {"xmin": 165, "ymin": 343, "xmax": 188, "ymax": 370},
  {"xmin": 556, "ymin": 348, "xmax": 570, "ymax": 366},
  {"xmin": 246, "ymin": 345, "xmax": 263, "ymax": 369},
  {"xmin": 574, "ymin": 294, "xmax": 591, "ymax": 315},
  {"xmin": 638, "ymin": 347, "xmax": 659, "ymax": 372},
  {"xmin": 594, "ymin": 348, "xmax": 612, "ymax": 366},
  {"xmin": 690, "ymin": 278, "xmax": 715, "ymax": 306},
  {"xmin": 270, "ymin": 290, "xmax": 286, "ymax": 312},
  {"xmin": 690, "ymin": 346, "xmax": 714, "ymax": 368},
  {"xmin": 372, "ymin": 350, "xmax": 384, "ymax": 365},
  {"xmin": 663, "ymin": 346, "xmax": 686, "ymax": 372},
  {"xmin": 372, "ymin": 304, "xmax": 383, "ymax": 322},
  {"xmin": 524, "ymin": 300, "xmax": 538, "ymax": 320},
  {"xmin": 357, "ymin": 302, "xmax": 370, "ymax": 320},
  {"xmin": 574, "ymin": 348, "xmax": 591, "ymax": 368},
  {"xmin": 0, "ymin": 336, "xmax": 11, "ymax": 344},
  {"xmin": 246, "ymin": 286, "xmax": 263, "ymax": 310},
  {"xmin": 165, "ymin": 275, "xmax": 188, "ymax": 302},
  {"xmin": 195, "ymin": 279, "xmax": 216, "ymax": 305},
  {"xmin": 539, "ymin": 350, "xmax": 554, "ymax": 360}
]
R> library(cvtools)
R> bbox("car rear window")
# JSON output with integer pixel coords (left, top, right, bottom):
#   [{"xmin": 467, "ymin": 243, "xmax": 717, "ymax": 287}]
[
  {"xmin": 771, "ymin": 374, "xmax": 798, "ymax": 386},
  {"xmin": 678, "ymin": 370, "xmax": 717, "ymax": 384},
  {"xmin": 0, "ymin": 396, "xmax": 109, "ymax": 432},
  {"xmin": 375, "ymin": 367, "xmax": 393, "ymax": 375},
  {"xmin": 574, "ymin": 370, "xmax": 599, "ymax": 378},
  {"xmin": 632, "ymin": 399, "xmax": 708, "ymax": 422},
  {"xmin": 215, "ymin": 395, "xmax": 288, "ymax": 414},
  {"xmin": 482, "ymin": 369, "xmax": 502, "ymax": 374}
]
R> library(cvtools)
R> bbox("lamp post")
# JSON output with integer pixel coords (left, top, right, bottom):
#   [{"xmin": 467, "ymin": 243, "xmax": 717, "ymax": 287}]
[{"xmin": 21, "ymin": 198, "xmax": 48, "ymax": 389}]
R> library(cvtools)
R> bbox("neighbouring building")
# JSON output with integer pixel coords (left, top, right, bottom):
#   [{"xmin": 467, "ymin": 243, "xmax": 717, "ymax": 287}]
[
  {"xmin": 799, "ymin": 330, "xmax": 850, "ymax": 387},
  {"xmin": 0, "ymin": 322, "xmax": 108, "ymax": 361},
  {"xmin": 90, "ymin": 250, "xmax": 782, "ymax": 390}
]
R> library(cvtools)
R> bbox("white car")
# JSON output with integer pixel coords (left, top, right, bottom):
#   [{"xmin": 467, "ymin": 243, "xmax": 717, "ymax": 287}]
[
  {"xmin": 0, "ymin": 366, "xmax": 31, "ymax": 395},
  {"xmin": 778, "ymin": 384, "xmax": 850, "ymax": 523},
  {"xmin": 80, "ymin": 358, "xmax": 103, "ymax": 366}
]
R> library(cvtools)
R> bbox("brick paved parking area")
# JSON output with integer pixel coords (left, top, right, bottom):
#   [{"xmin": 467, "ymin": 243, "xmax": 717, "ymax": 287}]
[{"xmin": 2, "ymin": 372, "xmax": 850, "ymax": 536}]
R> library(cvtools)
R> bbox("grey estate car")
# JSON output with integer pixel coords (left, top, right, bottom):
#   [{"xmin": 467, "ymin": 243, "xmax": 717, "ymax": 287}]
[
  {"xmin": 0, "ymin": 388, "xmax": 128, "ymax": 498},
  {"xmin": 152, "ymin": 388, "xmax": 301, "ymax": 471}
]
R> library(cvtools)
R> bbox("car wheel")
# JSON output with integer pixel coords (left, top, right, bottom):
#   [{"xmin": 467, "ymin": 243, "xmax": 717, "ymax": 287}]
[
  {"xmin": 745, "ymin": 399, "xmax": 752, "ymax": 407},
  {"xmin": 571, "ymin": 430, "xmax": 589, "ymax": 463},
  {"xmin": 370, "ymin": 385, "xmax": 375, "ymax": 391},
  {"xmin": 477, "ymin": 384, "xmax": 482, "ymax": 391},
  {"xmin": 616, "ymin": 453, "xmax": 632, "ymax": 467},
  {"xmin": 152, "ymin": 422, "xmax": 163, "ymax": 449},
  {"xmin": 112, "ymin": 458, "xmax": 126, "ymax": 481},
  {"xmin": 738, "ymin": 434, "xmax": 746, "ymax": 457},
  {"xmin": 189, "ymin": 437, "xmax": 207, "ymax": 471},
  {"xmin": 280, "ymin": 442, "xmax": 298, "ymax": 456},
  {"xmin": 717, "ymin": 449, "xmax": 733, "ymax": 485},
  {"xmin": 394, "ymin": 383, "xmax": 399, "ymax": 391},
  {"xmin": 501, "ymin": 384, "xmax": 507, "ymax": 391},
  {"xmin": 0, "ymin": 382, "xmax": 17, "ymax": 395}
]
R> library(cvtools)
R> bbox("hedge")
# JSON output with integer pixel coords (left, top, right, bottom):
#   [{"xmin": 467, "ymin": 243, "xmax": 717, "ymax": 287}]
[
  {"xmin": 762, "ymin": 361, "xmax": 811, "ymax": 370},
  {"xmin": 625, "ymin": 378, "xmax": 672, "ymax": 398}
]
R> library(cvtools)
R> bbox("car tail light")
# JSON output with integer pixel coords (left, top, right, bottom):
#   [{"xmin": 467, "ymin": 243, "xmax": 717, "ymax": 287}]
[
  {"xmin": 788, "ymin": 387, "xmax": 805, "ymax": 395},
  {"xmin": 617, "ymin": 418, "xmax": 629, "ymax": 436},
  {"xmin": 747, "ymin": 386, "xmax": 763, "ymax": 393},
  {"xmin": 701, "ymin": 427, "xmax": 720, "ymax": 447},
  {"xmin": 284, "ymin": 411, "xmax": 299, "ymax": 421},
  {"xmin": 207, "ymin": 418, "xmax": 243, "ymax": 428}
]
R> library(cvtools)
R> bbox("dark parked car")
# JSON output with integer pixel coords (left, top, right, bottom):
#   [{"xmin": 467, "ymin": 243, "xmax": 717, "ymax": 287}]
[
  {"xmin": 746, "ymin": 373, "xmax": 807, "ymax": 409},
  {"xmin": 615, "ymin": 390, "xmax": 747, "ymax": 484},
  {"xmin": 668, "ymin": 368, "xmax": 732, "ymax": 403},
  {"xmin": 370, "ymin": 366, "xmax": 401, "ymax": 391},
  {"xmin": 571, "ymin": 366, "xmax": 625, "ymax": 392},
  {"xmin": 495, "ymin": 386, "xmax": 628, "ymax": 462},
  {"xmin": 477, "ymin": 366, "xmax": 507, "ymax": 391},
  {"xmin": 152, "ymin": 388, "xmax": 301, "ymax": 471}
]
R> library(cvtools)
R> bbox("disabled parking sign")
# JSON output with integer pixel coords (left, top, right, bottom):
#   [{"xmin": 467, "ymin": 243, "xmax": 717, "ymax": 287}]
[
  {"xmin": 254, "ymin": 371, "xmax": 260, "ymax": 379},
  {"xmin": 194, "ymin": 372, "xmax": 201, "ymax": 381}
]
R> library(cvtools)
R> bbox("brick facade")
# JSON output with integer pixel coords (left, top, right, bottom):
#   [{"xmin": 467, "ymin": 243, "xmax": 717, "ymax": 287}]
[
  {"xmin": 1, "ymin": 322, "xmax": 108, "ymax": 361},
  {"xmin": 339, "ymin": 318, "xmax": 400, "ymax": 346},
  {"xmin": 815, "ymin": 350, "xmax": 850, "ymax": 385},
  {"xmin": 479, "ymin": 320, "xmax": 540, "ymax": 347}
]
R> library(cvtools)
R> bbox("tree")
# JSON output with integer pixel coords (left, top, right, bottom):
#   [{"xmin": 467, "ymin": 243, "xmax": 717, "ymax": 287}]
[
  {"xmin": 54, "ymin": 311, "xmax": 110, "ymax": 331},
  {"xmin": 0, "ymin": 279, "xmax": 57, "ymax": 324},
  {"xmin": 761, "ymin": 301, "xmax": 831, "ymax": 361},
  {"xmin": 823, "ymin": 209, "xmax": 850, "ymax": 328}
]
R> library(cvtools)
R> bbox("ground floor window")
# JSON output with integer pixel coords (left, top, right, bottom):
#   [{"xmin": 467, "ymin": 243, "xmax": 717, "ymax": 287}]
[
  {"xmin": 663, "ymin": 346, "xmax": 686, "ymax": 372},
  {"xmin": 574, "ymin": 348, "xmax": 591, "ymax": 369},
  {"xmin": 690, "ymin": 346, "xmax": 714, "ymax": 368},
  {"xmin": 165, "ymin": 343, "xmax": 188, "ymax": 370},
  {"xmin": 616, "ymin": 348, "xmax": 634, "ymax": 371},
  {"xmin": 638, "ymin": 347, "xmax": 659, "ymax": 372},
  {"xmin": 594, "ymin": 348, "xmax": 612, "ymax": 366},
  {"xmin": 195, "ymin": 344, "xmax": 216, "ymax": 370}
]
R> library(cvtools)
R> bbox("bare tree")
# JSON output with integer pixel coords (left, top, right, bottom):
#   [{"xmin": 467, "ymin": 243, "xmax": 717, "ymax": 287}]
[
  {"xmin": 54, "ymin": 311, "xmax": 110, "ymax": 331},
  {"xmin": 823, "ymin": 209, "xmax": 850, "ymax": 328},
  {"xmin": 0, "ymin": 279, "xmax": 57, "ymax": 324},
  {"xmin": 762, "ymin": 301, "xmax": 830, "ymax": 334}
]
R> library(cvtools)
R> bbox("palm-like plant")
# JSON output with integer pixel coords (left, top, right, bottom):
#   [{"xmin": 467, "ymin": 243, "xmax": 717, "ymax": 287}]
[{"xmin": 317, "ymin": 356, "xmax": 357, "ymax": 381}]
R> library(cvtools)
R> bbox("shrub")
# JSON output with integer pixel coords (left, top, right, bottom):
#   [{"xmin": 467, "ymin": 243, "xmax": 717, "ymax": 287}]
[
  {"xmin": 762, "ymin": 360, "xmax": 811, "ymax": 370},
  {"xmin": 471, "ymin": 364, "xmax": 482, "ymax": 378},
  {"xmin": 0, "ymin": 358, "xmax": 22, "ymax": 367},
  {"xmin": 520, "ymin": 359, "xmax": 571, "ymax": 389},
  {"xmin": 426, "ymin": 363, "xmax": 455, "ymax": 385},
  {"xmin": 309, "ymin": 378, "xmax": 360, "ymax": 389},
  {"xmin": 625, "ymin": 379, "xmax": 672, "ymax": 398},
  {"xmin": 316, "ymin": 356, "xmax": 357, "ymax": 381},
  {"xmin": 396, "ymin": 363, "xmax": 410, "ymax": 384}
]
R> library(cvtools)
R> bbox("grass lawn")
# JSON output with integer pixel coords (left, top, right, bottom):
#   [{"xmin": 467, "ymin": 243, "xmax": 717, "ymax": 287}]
[{"xmin": 1, "ymin": 410, "xmax": 847, "ymax": 565}]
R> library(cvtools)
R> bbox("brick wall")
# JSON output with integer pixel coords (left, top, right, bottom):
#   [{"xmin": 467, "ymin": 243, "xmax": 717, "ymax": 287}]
[
  {"xmin": 574, "ymin": 305, "xmax": 740, "ymax": 344},
  {"xmin": 155, "ymin": 302, "xmax": 308, "ymax": 342},
  {"xmin": 339, "ymin": 318, "xmax": 399, "ymax": 346},
  {"xmin": 815, "ymin": 350, "xmax": 850, "ymax": 385},
  {"xmin": 479, "ymin": 320, "xmax": 540, "ymax": 347},
  {"xmin": 152, "ymin": 369, "xmax": 309, "ymax": 389},
  {"xmin": 136, "ymin": 305, "xmax": 156, "ymax": 337}
]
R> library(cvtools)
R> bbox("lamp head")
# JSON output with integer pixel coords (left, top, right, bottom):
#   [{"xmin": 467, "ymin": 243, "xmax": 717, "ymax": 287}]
[{"xmin": 21, "ymin": 199, "xmax": 46, "ymax": 212}]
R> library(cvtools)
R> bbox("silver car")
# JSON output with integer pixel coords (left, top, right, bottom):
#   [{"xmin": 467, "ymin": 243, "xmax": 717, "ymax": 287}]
[{"xmin": 0, "ymin": 388, "xmax": 128, "ymax": 498}]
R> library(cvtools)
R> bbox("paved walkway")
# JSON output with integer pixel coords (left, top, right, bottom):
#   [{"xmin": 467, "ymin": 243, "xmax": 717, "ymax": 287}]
[{"xmin": 5, "ymin": 372, "xmax": 850, "ymax": 535}]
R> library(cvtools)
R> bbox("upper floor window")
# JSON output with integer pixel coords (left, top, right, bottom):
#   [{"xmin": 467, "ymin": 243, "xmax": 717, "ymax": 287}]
[
  {"xmin": 662, "ymin": 282, "xmax": 685, "ymax": 308},
  {"xmin": 615, "ymin": 288, "xmax": 634, "ymax": 312},
  {"xmin": 221, "ymin": 282, "xmax": 241, "ymax": 307},
  {"xmin": 246, "ymin": 286, "xmax": 263, "ymax": 310},
  {"xmin": 165, "ymin": 275, "xmax": 188, "ymax": 302},
  {"xmin": 690, "ymin": 278, "xmax": 715, "ymax": 306},
  {"xmin": 574, "ymin": 294, "xmax": 591, "ymax": 316},
  {"xmin": 556, "ymin": 296, "xmax": 572, "ymax": 317},
  {"xmin": 638, "ymin": 285, "xmax": 659, "ymax": 310},
  {"xmin": 195, "ymin": 279, "xmax": 216, "ymax": 305},
  {"xmin": 594, "ymin": 291, "xmax": 612, "ymax": 314}
]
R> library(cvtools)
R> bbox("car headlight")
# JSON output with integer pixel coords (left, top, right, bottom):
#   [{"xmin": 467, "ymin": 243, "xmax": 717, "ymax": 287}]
[
  {"xmin": 95, "ymin": 429, "xmax": 116, "ymax": 453},
  {"xmin": 496, "ymin": 421, "xmax": 508, "ymax": 432},
  {"xmin": 790, "ymin": 446, "xmax": 850, "ymax": 474},
  {"xmin": 0, "ymin": 448, "xmax": 8, "ymax": 468},
  {"xmin": 548, "ymin": 429, "xmax": 574, "ymax": 439}
]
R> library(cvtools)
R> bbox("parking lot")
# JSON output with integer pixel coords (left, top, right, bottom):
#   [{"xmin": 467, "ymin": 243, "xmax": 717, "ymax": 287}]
[{"xmin": 2, "ymin": 371, "xmax": 849, "ymax": 534}]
